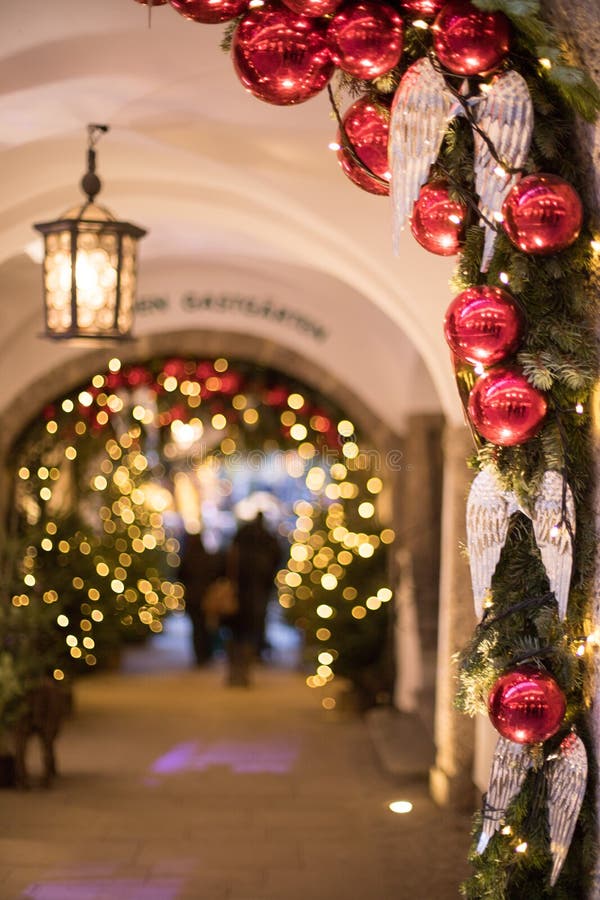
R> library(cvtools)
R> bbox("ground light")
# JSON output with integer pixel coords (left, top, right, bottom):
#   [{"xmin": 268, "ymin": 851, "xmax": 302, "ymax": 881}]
[{"xmin": 388, "ymin": 800, "xmax": 413, "ymax": 815}]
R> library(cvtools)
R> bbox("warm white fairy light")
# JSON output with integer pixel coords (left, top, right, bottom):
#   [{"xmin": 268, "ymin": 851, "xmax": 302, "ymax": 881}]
[
  {"xmin": 499, "ymin": 272, "xmax": 510, "ymax": 285},
  {"xmin": 515, "ymin": 841, "xmax": 528, "ymax": 854}
]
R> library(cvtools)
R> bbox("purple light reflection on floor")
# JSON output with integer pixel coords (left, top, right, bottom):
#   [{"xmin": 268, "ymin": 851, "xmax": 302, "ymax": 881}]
[
  {"xmin": 22, "ymin": 878, "xmax": 182, "ymax": 900},
  {"xmin": 150, "ymin": 739, "xmax": 299, "ymax": 777}
]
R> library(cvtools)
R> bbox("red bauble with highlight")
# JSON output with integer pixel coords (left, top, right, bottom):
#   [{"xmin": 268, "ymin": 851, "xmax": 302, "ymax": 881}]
[
  {"xmin": 282, "ymin": 0, "xmax": 343, "ymax": 16},
  {"xmin": 400, "ymin": 0, "xmax": 444, "ymax": 16},
  {"xmin": 328, "ymin": 2, "xmax": 404, "ymax": 80},
  {"xmin": 468, "ymin": 367, "xmax": 547, "ymax": 446},
  {"xmin": 337, "ymin": 97, "xmax": 390, "ymax": 196},
  {"xmin": 501, "ymin": 174, "xmax": 583, "ymax": 256},
  {"xmin": 411, "ymin": 181, "xmax": 465, "ymax": 255},
  {"xmin": 169, "ymin": 0, "xmax": 247, "ymax": 23},
  {"xmin": 444, "ymin": 286, "xmax": 524, "ymax": 366},
  {"xmin": 232, "ymin": 5, "xmax": 334, "ymax": 105},
  {"xmin": 488, "ymin": 666, "xmax": 566, "ymax": 744},
  {"xmin": 433, "ymin": 0, "xmax": 510, "ymax": 75}
]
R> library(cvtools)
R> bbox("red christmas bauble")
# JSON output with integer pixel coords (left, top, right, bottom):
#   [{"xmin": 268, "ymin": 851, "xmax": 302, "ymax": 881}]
[
  {"xmin": 232, "ymin": 5, "xmax": 334, "ymax": 105},
  {"xmin": 400, "ymin": 0, "xmax": 444, "ymax": 16},
  {"xmin": 328, "ymin": 1, "xmax": 404, "ymax": 80},
  {"xmin": 468, "ymin": 367, "xmax": 547, "ymax": 446},
  {"xmin": 433, "ymin": 0, "xmax": 510, "ymax": 76},
  {"xmin": 501, "ymin": 174, "xmax": 583, "ymax": 256},
  {"xmin": 337, "ymin": 97, "xmax": 390, "ymax": 196},
  {"xmin": 282, "ymin": 0, "xmax": 343, "ymax": 16},
  {"xmin": 411, "ymin": 181, "xmax": 465, "ymax": 255},
  {"xmin": 169, "ymin": 0, "xmax": 247, "ymax": 23},
  {"xmin": 488, "ymin": 666, "xmax": 566, "ymax": 744},
  {"xmin": 444, "ymin": 286, "xmax": 524, "ymax": 366}
]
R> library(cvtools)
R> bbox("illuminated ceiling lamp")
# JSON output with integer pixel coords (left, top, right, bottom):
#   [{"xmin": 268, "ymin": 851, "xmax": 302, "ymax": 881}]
[{"xmin": 34, "ymin": 124, "xmax": 147, "ymax": 341}]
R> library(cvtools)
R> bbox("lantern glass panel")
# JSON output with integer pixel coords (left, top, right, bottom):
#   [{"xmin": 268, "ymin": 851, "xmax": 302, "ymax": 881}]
[
  {"xmin": 117, "ymin": 234, "xmax": 137, "ymax": 335},
  {"xmin": 44, "ymin": 230, "xmax": 73, "ymax": 333}
]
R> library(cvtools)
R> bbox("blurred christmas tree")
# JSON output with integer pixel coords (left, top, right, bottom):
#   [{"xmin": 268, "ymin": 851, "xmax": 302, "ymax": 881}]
[
  {"xmin": 280, "ymin": 444, "xmax": 395, "ymax": 705},
  {"xmin": 4, "ymin": 391, "xmax": 182, "ymax": 677}
]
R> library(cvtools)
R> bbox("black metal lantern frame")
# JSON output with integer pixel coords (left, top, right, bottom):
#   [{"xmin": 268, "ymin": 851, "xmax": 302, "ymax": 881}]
[{"xmin": 34, "ymin": 125, "xmax": 147, "ymax": 341}]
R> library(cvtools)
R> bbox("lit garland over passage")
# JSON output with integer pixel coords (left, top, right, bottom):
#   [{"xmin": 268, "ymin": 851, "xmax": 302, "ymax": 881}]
[
  {"xmin": 6, "ymin": 356, "xmax": 393, "ymax": 702},
  {"xmin": 132, "ymin": 0, "xmax": 600, "ymax": 895}
]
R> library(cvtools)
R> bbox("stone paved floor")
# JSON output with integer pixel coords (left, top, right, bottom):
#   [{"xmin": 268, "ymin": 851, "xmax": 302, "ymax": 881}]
[{"xmin": 0, "ymin": 644, "xmax": 471, "ymax": 900}]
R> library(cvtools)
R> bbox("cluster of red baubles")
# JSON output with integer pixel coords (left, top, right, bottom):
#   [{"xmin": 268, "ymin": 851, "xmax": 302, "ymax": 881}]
[
  {"xmin": 442, "ymin": 172, "xmax": 583, "ymax": 447},
  {"xmin": 132, "ymin": 0, "xmax": 514, "ymax": 194}
]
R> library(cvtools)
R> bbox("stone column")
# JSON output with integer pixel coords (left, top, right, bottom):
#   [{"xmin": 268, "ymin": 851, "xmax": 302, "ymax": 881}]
[
  {"xmin": 392, "ymin": 414, "xmax": 444, "ymax": 728},
  {"xmin": 430, "ymin": 422, "xmax": 477, "ymax": 810}
]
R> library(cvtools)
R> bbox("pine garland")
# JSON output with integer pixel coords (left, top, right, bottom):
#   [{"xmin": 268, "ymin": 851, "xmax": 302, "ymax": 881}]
[{"xmin": 325, "ymin": 0, "xmax": 599, "ymax": 894}]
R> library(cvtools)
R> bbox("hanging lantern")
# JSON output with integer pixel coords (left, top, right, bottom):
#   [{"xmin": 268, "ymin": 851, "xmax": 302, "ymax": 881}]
[{"xmin": 34, "ymin": 124, "xmax": 146, "ymax": 341}]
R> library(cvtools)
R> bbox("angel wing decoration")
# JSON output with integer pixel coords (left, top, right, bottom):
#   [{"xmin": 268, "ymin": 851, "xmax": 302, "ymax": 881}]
[
  {"xmin": 546, "ymin": 733, "xmax": 588, "ymax": 887},
  {"xmin": 472, "ymin": 70, "xmax": 534, "ymax": 271},
  {"xmin": 531, "ymin": 470, "xmax": 575, "ymax": 621},
  {"xmin": 389, "ymin": 57, "xmax": 456, "ymax": 252},
  {"xmin": 477, "ymin": 736, "xmax": 533, "ymax": 855},
  {"xmin": 466, "ymin": 467, "xmax": 512, "ymax": 619}
]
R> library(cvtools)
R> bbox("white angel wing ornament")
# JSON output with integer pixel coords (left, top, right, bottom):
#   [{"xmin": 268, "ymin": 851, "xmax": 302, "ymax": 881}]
[
  {"xmin": 546, "ymin": 733, "xmax": 587, "ymax": 887},
  {"xmin": 472, "ymin": 69, "xmax": 534, "ymax": 271},
  {"xmin": 531, "ymin": 470, "xmax": 575, "ymax": 621},
  {"xmin": 466, "ymin": 468, "xmax": 512, "ymax": 619},
  {"xmin": 477, "ymin": 736, "xmax": 533, "ymax": 855},
  {"xmin": 389, "ymin": 56, "xmax": 456, "ymax": 251}
]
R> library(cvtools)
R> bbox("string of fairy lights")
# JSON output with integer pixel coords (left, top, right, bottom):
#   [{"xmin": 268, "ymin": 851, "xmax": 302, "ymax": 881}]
[{"xmin": 9, "ymin": 356, "xmax": 394, "ymax": 689}]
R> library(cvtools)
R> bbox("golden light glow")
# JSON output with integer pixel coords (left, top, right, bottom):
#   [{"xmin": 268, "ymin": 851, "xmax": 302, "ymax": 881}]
[
  {"xmin": 358, "ymin": 502, "xmax": 375, "ymax": 518},
  {"xmin": 321, "ymin": 573, "xmax": 338, "ymax": 591},
  {"xmin": 316, "ymin": 604, "xmax": 334, "ymax": 619},
  {"xmin": 367, "ymin": 477, "xmax": 383, "ymax": 494},
  {"xmin": 337, "ymin": 420, "xmax": 354, "ymax": 437},
  {"xmin": 287, "ymin": 393, "xmax": 305, "ymax": 410}
]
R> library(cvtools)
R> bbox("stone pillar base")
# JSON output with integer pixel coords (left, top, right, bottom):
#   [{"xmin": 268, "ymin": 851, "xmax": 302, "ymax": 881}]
[{"xmin": 430, "ymin": 764, "xmax": 477, "ymax": 812}]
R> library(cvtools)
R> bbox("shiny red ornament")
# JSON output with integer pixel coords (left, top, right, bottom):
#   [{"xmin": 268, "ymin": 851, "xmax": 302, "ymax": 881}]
[
  {"xmin": 468, "ymin": 366, "xmax": 547, "ymax": 446},
  {"xmin": 169, "ymin": 0, "xmax": 247, "ymax": 23},
  {"xmin": 400, "ymin": 0, "xmax": 444, "ymax": 16},
  {"xmin": 501, "ymin": 174, "xmax": 583, "ymax": 256},
  {"xmin": 444, "ymin": 286, "xmax": 524, "ymax": 366},
  {"xmin": 337, "ymin": 97, "xmax": 390, "ymax": 196},
  {"xmin": 411, "ymin": 181, "xmax": 465, "ymax": 255},
  {"xmin": 328, "ymin": 1, "xmax": 404, "ymax": 80},
  {"xmin": 232, "ymin": 5, "xmax": 334, "ymax": 105},
  {"xmin": 282, "ymin": 0, "xmax": 343, "ymax": 16},
  {"xmin": 433, "ymin": 0, "xmax": 510, "ymax": 76},
  {"xmin": 488, "ymin": 665, "xmax": 566, "ymax": 744}
]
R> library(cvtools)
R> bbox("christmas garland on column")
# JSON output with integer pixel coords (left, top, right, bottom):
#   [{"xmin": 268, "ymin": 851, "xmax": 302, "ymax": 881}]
[{"xmin": 132, "ymin": 0, "xmax": 600, "ymax": 895}]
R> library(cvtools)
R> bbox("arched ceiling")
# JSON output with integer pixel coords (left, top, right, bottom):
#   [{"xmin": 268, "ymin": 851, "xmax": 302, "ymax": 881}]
[{"xmin": 0, "ymin": 0, "xmax": 465, "ymax": 425}]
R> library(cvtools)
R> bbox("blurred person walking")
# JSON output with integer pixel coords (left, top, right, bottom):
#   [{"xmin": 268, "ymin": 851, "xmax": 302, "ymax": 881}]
[
  {"xmin": 226, "ymin": 512, "xmax": 280, "ymax": 686},
  {"xmin": 178, "ymin": 532, "xmax": 225, "ymax": 666}
]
